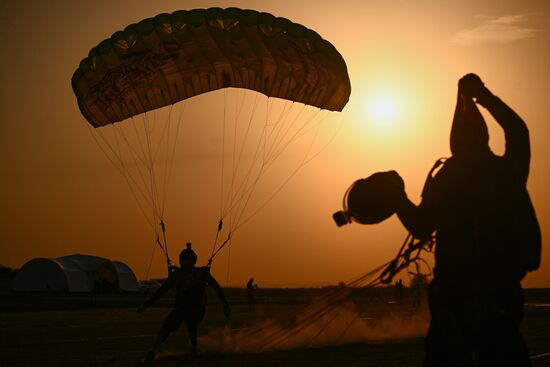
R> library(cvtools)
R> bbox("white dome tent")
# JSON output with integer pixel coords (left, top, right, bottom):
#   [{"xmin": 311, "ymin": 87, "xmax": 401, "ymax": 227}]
[{"xmin": 14, "ymin": 254, "xmax": 139, "ymax": 292}]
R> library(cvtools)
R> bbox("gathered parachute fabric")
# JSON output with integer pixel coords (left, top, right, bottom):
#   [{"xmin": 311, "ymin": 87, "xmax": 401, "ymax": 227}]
[
  {"xmin": 72, "ymin": 7, "xmax": 351, "ymax": 128},
  {"xmin": 344, "ymin": 171, "xmax": 402, "ymax": 225}
]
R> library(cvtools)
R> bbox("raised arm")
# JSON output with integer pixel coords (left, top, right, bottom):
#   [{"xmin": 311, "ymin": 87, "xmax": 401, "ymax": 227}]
[{"xmin": 460, "ymin": 74, "xmax": 530, "ymax": 185}]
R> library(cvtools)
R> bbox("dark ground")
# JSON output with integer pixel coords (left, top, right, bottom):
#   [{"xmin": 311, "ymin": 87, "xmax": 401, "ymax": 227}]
[{"xmin": 1, "ymin": 288, "xmax": 549, "ymax": 367}]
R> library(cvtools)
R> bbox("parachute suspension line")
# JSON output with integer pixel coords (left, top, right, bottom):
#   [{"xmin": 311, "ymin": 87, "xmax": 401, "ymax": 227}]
[
  {"xmin": 90, "ymin": 125, "xmax": 156, "ymax": 232},
  {"xmin": 153, "ymin": 105, "xmax": 175, "ymax": 219},
  {"xmin": 141, "ymin": 112, "xmax": 163, "ymax": 225},
  {"xmin": 378, "ymin": 234, "xmax": 435, "ymax": 284},
  {"xmin": 111, "ymin": 117, "xmax": 171, "ymax": 271},
  {"xmin": 209, "ymin": 97, "xmax": 341, "ymax": 266},
  {"xmin": 257, "ymin": 231, "xmax": 434, "ymax": 351},
  {"xmin": 220, "ymin": 88, "xmax": 228, "ymax": 219},
  {"xmin": 214, "ymin": 100, "xmax": 321, "ymax": 238},
  {"xmin": 210, "ymin": 88, "xmax": 239, "ymax": 268},
  {"xmin": 257, "ymin": 268, "xmax": 382, "ymax": 351},
  {"xmin": 265, "ymin": 106, "xmax": 323, "ymax": 165},
  {"xmin": 86, "ymin": 123, "xmax": 165, "ymax": 279},
  {"xmin": 251, "ymin": 261, "xmax": 391, "ymax": 352},
  {"xmin": 135, "ymin": 112, "xmax": 168, "ymax": 272},
  {"xmin": 228, "ymin": 90, "xmax": 243, "ymax": 224},
  {"xmin": 263, "ymin": 102, "xmax": 303, "ymax": 162},
  {"xmin": 139, "ymin": 106, "xmax": 189, "ymax": 273},
  {"xmin": 225, "ymin": 240, "xmax": 232, "ymax": 286},
  {"xmin": 212, "ymin": 90, "xmax": 255, "ymax": 265},
  {"xmin": 219, "ymin": 93, "xmax": 266, "ymax": 219},
  {"xmin": 213, "ymin": 107, "xmax": 344, "ymax": 288},
  {"xmin": 160, "ymin": 220, "xmax": 170, "ymax": 266},
  {"xmin": 209, "ymin": 89, "xmax": 229, "ymax": 266},
  {"xmin": 207, "ymin": 231, "xmax": 231, "ymax": 267},
  {"xmin": 207, "ymin": 91, "xmax": 229, "ymax": 266},
  {"xmin": 210, "ymin": 219, "xmax": 224, "ymax": 263},
  {"xmin": 99, "ymin": 105, "xmax": 184, "ymax": 276},
  {"xmin": 110, "ymin": 119, "xmax": 155, "ymax": 215},
  {"xmin": 223, "ymin": 97, "xmax": 285, "ymax": 224},
  {"xmin": 261, "ymin": 98, "xmax": 293, "ymax": 165},
  {"xmin": 160, "ymin": 102, "xmax": 186, "ymax": 218},
  {"xmin": 208, "ymin": 92, "xmax": 263, "ymax": 267},
  {"xmin": 259, "ymin": 102, "xmax": 309, "ymax": 172},
  {"xmin": 264, "ymin": 101, "xmax": 309, "ymax": 164},
  {"xmin": 122, "ymin": 117, "xmax": 164, "ymax": 235},
  {"xmin": 217, "ymin": 98, "xmax": 270, "ymax": 236},
  {"xmin": 231, "ymin": 110, "xmax": 326, "ymax": 232},
  {"xmin": 231, "ymin": 108, "xmax": 333, "ymax": 233},
  {"xmin": 219, "ymin": 88, "xmax": 245, "ymax": 217},
  {"xmin": 227, "ymin": 90, "xmax": 252, "ymax": 218},
  {"xmin": 144, "ymin": 239, "xmax": 157, "ymax": 280},
  {"xmin": 155, "ymin": 220, "xmax": 172, "ymax": 271},
  {"xmin": 111, "ymin": 122, "xmax": 155, "ymax": 206}
]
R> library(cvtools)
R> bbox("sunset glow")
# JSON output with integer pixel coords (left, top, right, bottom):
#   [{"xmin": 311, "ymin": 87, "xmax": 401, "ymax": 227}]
[
  {"xmin": 366, "ymin": 93, "xmax": 401, "ymax": 128},
  {"xmin": 0, "ymin": 0, "xmax": 548, "ymax": 289}
]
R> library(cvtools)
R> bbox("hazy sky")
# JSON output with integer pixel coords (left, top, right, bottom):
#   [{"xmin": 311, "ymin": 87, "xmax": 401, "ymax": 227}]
[{"xmin": 1, "ymin": 0, "xmax": 549, "ymax": 287}]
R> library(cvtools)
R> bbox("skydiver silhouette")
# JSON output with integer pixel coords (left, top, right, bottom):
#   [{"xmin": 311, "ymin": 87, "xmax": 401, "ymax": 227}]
[
  {"xmin": 138, "ymin": 243, "xmax": 230, "ymax": 362},
  {"xmin": 391, "ymin": 74, "xmax": 540, "ymax": 366}
]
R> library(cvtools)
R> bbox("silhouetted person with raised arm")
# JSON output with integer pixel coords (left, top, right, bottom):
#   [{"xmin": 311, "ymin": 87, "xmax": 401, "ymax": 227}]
[
  {"xmin": 138, "ymin": 243, "xmax": 231, "ymax": 362},
  {"xmin": 391, "ymin": 74, "xmax": 540, "ymax": 366}
]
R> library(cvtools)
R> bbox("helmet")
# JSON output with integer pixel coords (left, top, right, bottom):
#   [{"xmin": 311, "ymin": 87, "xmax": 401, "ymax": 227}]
[
  {"xmin": 179, "ymin": 242, "xmax": 197, "ymax": 266},
  {"xmin": 333, "ymin": 171, "xmax": 402, "ymax": 226}
]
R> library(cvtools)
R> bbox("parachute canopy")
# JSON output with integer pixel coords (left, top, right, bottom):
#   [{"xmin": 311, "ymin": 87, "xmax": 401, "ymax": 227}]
[{"xmin": 72, "ymin": 7, "xmax": 351, "ymax": 127}]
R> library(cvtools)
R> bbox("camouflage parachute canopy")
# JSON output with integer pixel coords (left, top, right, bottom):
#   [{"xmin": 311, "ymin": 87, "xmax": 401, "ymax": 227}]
[{"xmin": 72, "ymin": 7, "xmax": 352, "ymax": 127}]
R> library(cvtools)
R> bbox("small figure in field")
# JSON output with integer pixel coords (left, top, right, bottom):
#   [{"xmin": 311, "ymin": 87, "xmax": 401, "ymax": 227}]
[
  {"xmin": 246, "ymin": 277, "xmax": 259, "ymax": 310},
  {"xmin": 410, "ymin": 273, "xmax": 427, "ymax": 309},
  {"xmin": 137, "ymin": 243, "xmax": 230, "ymax": 362},
  {"xmin": 394, "ymin": 278, "xmax": 404, "ymax": 304}
]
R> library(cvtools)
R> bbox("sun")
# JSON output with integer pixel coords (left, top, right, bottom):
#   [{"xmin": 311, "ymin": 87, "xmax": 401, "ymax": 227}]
[
  {"xmin": 366, "ymin": 93, "xmax": 402, "ymax": 128},
  {"xmin": 371, "ymin": 95, "xmax": 398, "ymax": 121}
]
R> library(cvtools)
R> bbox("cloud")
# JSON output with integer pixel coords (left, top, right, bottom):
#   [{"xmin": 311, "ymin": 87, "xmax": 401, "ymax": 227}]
[{"xmin": 453, "ymin": 14, "xmax": 537, "ymax": 45}]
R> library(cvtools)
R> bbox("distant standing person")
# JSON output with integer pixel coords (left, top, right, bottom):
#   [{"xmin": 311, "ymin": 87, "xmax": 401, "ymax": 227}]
[
  {"xmin": 394, "ymin": 278, "xmax": 404, "ymax": 304},
  {"xmin": 410, "ymin": 273, "xmax": 427, "ymax": 309},
  {"xmin": 137, "ymin": 243, "xmax": 231, "ymax": 361},
  {"xmin": 247, "ymin": 278, "xmax": 259, "ymax": 310}
]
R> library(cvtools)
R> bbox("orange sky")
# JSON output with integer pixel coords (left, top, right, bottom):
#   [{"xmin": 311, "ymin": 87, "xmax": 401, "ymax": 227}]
[{"xmin": 1, "ymin": 0, "xmax": 549, "ymax": 288}]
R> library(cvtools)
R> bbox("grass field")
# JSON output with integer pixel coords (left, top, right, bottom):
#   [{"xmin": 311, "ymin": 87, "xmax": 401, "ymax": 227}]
[{"xmin": 2, "ymin": 288, "xmax": 549, "ymax": 366}]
